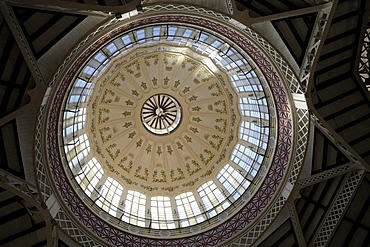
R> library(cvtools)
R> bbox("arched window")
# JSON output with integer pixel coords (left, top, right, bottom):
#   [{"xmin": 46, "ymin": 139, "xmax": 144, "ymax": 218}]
[
  {"xmin": 63, "ymin": 107, "xmax": 86, "ymax": 138},
  {"xmin": 197, "ymin": 181, "xmax": 229, "ymax": 218},
  {"xmin": 231, "ymin": 143, "xmax": 263, "ymax": 177},
  {"xmin": 175, "ymin": 192, "xmax": 204, "ymax": 227},
  {"xmin": 122, "ymin": 190, "xmax": 146, "ymax": 227},
  {"xmin": 64, "ymin": 134, "xmax": 90, "ymax": 170},
  {"xmin": 75, "ymin": 158, "xmax": 103, "ymax": 197},
  {"xmin": 239, "ymin": 121, "xmax": 269, "ymax": 150},
  {"xmin": 151, "ymin": 196, "xmax": 175, "ymax": 229},
  {"xmin": 217, "ymin": 164, "xmax": 250, "ymax": 200},
  {"xmin": 96, "ymin": 177, "xmax": 123, "ymax": 216}
]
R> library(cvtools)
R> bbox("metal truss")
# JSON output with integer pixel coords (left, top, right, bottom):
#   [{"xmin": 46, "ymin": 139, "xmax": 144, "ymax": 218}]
[
  {"xmin": 299, "ymin": 0, "xmax": 337, "ymax": 92},
  {"xmin": 358, "ymin": 26, "xmax": 370, "ymax": 91}
]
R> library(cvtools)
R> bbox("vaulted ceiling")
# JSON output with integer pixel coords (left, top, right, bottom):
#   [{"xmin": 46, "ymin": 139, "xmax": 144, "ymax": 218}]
[{"xmin": 0, "ymin": 0, "xmax": 369, "ymax": 246}]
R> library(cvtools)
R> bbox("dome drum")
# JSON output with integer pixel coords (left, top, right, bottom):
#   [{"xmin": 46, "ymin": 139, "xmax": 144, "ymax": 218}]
[{"xmin": 41, "ymin": 8, "xmax": 309, "ymax": 246}]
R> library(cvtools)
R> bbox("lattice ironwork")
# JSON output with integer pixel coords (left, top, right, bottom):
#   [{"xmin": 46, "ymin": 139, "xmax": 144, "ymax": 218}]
[
  {"xmin": 142, "ymin": 4, "xmax": 232, "ymax": 22},
  {"xmin": 289, "ymin": 108, "xmax": 310, "ymax": 184},
  {"xmin": 0, "ymin": 170, "xmax": 54, "ymax": 246},
  {"xmin": 0, "ymin": 170, "xmax": 41, "ymax": 203},
  {"xmin": 298, "ymin": 2, "xmax": 334, "ymax": 91},
  {"xmin": 226, "ymin": 196, "xmax": 287, "ymax": 246},
  {"xmin": 220, "ymin": 9, "xmax": 313, "ymax": 245},
  {"xmin": 33, "ymin": 17, "xmax": 121, "ymax": 246},
  {"xmin": 311, "ymin": 114, "xmax": 363, "ymax": 165},
  {"xmin": 0, "ymin": 2, "xmax": 45, "ymax": 85},
  {"xmin": 55, "ymin": 210, "xmax": 102, "ymax": 247},
  {"xmin": 243, "ymin": 23, "xmax": 310, "ymax": 185},
  {"xmin": 313, "ymin": 170, "xmax": 364, "ymax": 246},
  {"xmin": 358, "ymin": 26, "xmax": 370, "ymax": 91},
  {"xmin": 296, "ymin": 163, "xmax": 358, "ymax": 188},
  {"xmin": 35, "ymin": 105, "xmax": 53, "ymax": 201},
  {"xmin": 286, "ymin": 200, "xmax": 306, "ymax": 247},
  {"xmin": 226, "ymin": 0, "xmax": 234, "ymax": 14},
  {"xmin": 36, "ymin": 101, "xmax": 100, "ymax": 246},
  {"xmin": 243, "ymin": 28, "xmax": 304, "ymax": 95}
]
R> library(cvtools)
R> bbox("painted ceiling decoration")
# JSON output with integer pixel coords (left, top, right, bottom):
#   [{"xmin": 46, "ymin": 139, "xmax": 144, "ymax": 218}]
[{"xmin": 86, "ymin": 44, "xmax": 241, "ymax": 195}]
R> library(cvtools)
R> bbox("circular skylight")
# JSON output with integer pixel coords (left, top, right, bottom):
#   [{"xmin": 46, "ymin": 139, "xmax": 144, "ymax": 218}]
[
  {"xmin": 42, "ymin": 9, "xmax": 308, "ymax": 246},
  {"xmin": 141, "ymin": 94, "xmax": 182, "ymax": 135}
]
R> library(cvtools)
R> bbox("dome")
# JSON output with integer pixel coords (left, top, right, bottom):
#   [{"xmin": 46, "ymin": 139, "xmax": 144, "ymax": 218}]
[{"xmin": 43, "ymin": 6, "xmax": 308, "ymax": 246}]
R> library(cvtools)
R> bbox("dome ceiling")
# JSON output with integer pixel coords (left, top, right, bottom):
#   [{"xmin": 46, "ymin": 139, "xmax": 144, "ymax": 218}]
[
  {"xmin": 43, "ymin": 10, "xmax": 309, "ymax": 246},
  {"xmin": 0, "ymin": 0, "xmax": 367, "ymax": 246},
  {"xmin": 0, "ymin": 0, "xmax": 368, "ymax": 246}
]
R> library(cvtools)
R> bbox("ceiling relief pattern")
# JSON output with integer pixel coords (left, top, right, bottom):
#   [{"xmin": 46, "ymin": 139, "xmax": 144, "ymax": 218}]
[
  {"xmin": 42, "ymin": 12, "xmax": 308, "ymax": 245},
  {"xmin": 88, "ymin": 46, "xmax": 239, "ymax": 194}
]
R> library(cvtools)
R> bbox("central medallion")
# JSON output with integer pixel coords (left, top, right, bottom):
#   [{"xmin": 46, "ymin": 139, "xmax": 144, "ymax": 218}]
[{"xmin": 141, "ymin": 94, "xmax": 182, "ymax": 135}]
